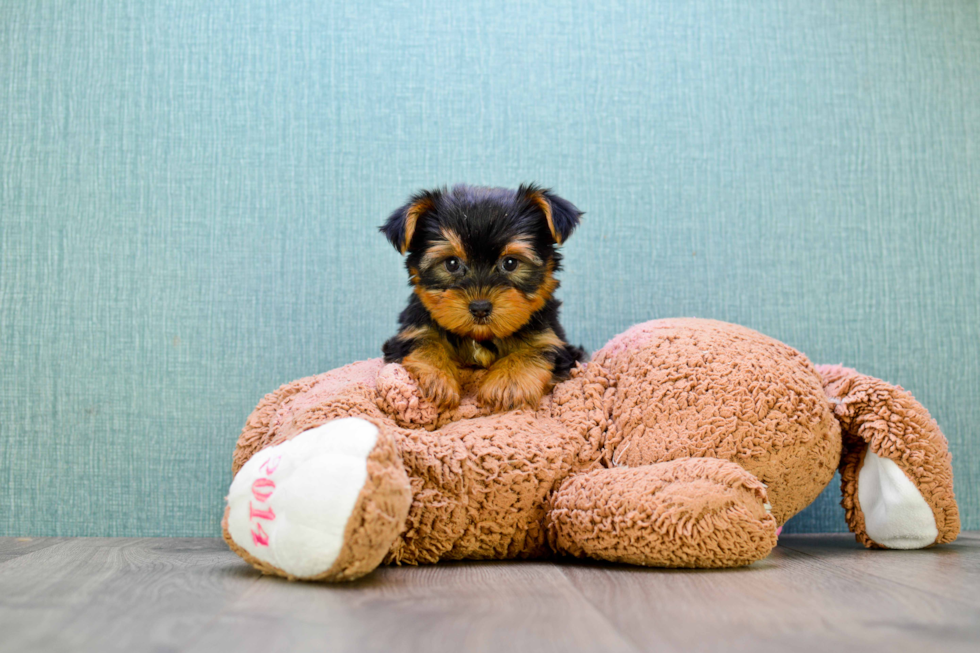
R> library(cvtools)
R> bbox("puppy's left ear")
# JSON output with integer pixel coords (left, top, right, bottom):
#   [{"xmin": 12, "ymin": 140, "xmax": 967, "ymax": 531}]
[
  {"xmin": 380, "ymin": 190, "xmax": 440, "ymax": 254},
  {"xmin": 521, "ymin": 184, "xmax": 583, "ymax": 245}
]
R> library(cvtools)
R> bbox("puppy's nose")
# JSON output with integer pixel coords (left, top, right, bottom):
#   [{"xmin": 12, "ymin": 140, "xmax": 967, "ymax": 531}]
[{"xmin": 468, "ymin": 300, "xmax": 493, "ymax": 319}]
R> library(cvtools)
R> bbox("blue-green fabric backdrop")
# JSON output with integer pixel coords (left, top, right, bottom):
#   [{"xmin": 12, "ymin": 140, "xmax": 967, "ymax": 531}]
[{"xmin": 1, "ymin": 0, "xmax": 977, "ymax": 537}]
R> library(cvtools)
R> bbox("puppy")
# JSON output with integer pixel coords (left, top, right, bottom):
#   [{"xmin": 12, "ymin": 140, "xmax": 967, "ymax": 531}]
[{"xmin": 380, "ymin": 184, "xmax": 587, "ymax": 411}]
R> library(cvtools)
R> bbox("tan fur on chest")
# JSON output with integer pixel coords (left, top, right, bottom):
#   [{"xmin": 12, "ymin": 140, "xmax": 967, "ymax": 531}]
[
  {"xmin": 459, "ymin": 338, "xmax": 498, "ymax": 368},
  {"xmin": 455, "ymin": 330, "xmax": 562, "ymax": 369}
]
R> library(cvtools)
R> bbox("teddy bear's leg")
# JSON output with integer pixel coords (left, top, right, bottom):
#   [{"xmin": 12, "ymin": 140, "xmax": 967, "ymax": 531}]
[
  {"xmin": 547, "ymin": 457, "xmax": 778, "ymax": 568},
  {"xmin": 222, "ymin": 417, "xmax": 412, "ymax": 581},
  {"xmin": 816, "ymin": 364, "xmax": 960, "ymax": 549}
]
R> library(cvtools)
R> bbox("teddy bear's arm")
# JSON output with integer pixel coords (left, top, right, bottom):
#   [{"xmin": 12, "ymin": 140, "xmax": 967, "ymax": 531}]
[
  {"xmin": 817, "ymin": 364, "xmax": 960, "ymax": 549},
  {"xmin": 547, "ymin": 458, "xmax": 778, "ymax": 568}
]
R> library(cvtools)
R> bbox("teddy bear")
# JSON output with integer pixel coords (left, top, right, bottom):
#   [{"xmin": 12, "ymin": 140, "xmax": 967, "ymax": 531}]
[{"xmin": 221, "ymin": 318, "xmax": 960, "ymax": 581}]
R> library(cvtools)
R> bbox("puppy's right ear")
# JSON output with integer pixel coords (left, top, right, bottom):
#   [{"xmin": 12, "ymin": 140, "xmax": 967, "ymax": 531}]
[
  {"xmin": 519, "ymin": 184, "xmax": 583, "ymax": 245},
  {"xmin": 380, "ymin": 190, "xmax": 440, "ymax": 254}
]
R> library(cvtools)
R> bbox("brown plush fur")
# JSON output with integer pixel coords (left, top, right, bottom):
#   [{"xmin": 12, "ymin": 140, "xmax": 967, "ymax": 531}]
[{"xmin": 224, "ymin": 318, "xmax": 960, "ymax": 581}]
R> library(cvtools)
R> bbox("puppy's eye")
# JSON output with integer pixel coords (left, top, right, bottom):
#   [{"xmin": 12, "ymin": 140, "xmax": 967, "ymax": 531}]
[
  {"xmin": 501, "ymin": 257, "xmax": 519, "ymax": 272},
  {"xmin": 444, "ymin": 257, "xmax": 461, "ymax": 273}
]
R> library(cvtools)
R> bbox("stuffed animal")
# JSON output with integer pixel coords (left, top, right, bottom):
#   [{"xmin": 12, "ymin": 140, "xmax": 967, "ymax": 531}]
[{"xmin": 222, "ymin": 318, "xmax": 959, "ymax": 581}]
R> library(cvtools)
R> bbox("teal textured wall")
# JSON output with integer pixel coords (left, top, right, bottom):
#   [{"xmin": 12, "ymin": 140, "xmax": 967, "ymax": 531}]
[{"xmin": 1, "ymin": 0, "xmax": 978, "ymax": 537}]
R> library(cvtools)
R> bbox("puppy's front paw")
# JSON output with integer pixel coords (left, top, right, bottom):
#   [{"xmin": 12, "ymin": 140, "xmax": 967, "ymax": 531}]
[
  {"xmin": 405, "ymin": 363, "xmax": 461, "ymax": 410},
  {"xmin": 477, "ymin": 362, "xmax": 551, "ymax": 412}
]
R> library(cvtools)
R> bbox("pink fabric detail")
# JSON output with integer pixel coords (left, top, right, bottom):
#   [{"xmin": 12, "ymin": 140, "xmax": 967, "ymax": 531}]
[
  {"xmin": 260, "ymin": 455, "xmax": 282, "ymax": 475},
  {"xmin": 249, "ymin": 502, "xmax": 276, "ymax": 522},
  {"xmin": 251, "ymin": 522, "xmax": 270, "ymax": 547},
  {"xmin": 251, "ymin": 478, "xmax": 276, "ymax": 502}
]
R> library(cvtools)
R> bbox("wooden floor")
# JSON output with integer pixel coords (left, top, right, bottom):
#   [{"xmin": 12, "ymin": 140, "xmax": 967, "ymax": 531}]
[{"xmin": 1, "ymin": 534, "xmax": 978, "ymax": 653}]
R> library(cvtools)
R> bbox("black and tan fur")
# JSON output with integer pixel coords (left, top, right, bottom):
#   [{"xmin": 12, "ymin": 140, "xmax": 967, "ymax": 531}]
[{"xmin": 381, "ymin": 184, "xmax": 586, "ymax": 411}]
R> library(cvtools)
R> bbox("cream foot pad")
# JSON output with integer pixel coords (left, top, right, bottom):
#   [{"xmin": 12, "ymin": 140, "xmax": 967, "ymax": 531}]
[
  {"xmin": 225, "ymin": 417, "xmax": 379, "ymax": 578},
  {"xmin": 858, "ymin": 449, "xmax": 939, "ymax": 549}
]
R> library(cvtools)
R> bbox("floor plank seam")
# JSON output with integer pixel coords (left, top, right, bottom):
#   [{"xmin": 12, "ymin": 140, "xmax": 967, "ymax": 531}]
[
  {"xmin": 173, "ymin": 561, "xmax": 265, "ymax": 652},
  {"xmin": 777, "ymin": 543, "xmax": 979, "ymax": 608},
  {"xmin": 0, "ymin": 538, "xmax": 66, "ymax": 567},
  {"xmin": 554, "ymin": 565, "xmax": 651, "ymax": 653}
]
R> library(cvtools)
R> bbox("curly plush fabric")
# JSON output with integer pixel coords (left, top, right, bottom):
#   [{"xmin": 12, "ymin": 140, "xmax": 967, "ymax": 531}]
[
  {"xmin": 548, "ymin": 458, "xmax": 778, "ymax": 567},
  {"xmin": 222, "ymin": 318, "xmax": 959, "ymax": 579},
  {"xmin": 591, "ymin": 319, "xmax": 841, "ymax": 525}
]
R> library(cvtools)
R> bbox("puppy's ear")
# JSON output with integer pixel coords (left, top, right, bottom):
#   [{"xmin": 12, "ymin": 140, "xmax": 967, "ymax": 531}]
[
  {"xmin": 380, "ymin": 190, "xmax": 440, "ymax": 254},
  {"xmin": 520, "ymin": 184, "xmax": 583, "ymax": 245}
]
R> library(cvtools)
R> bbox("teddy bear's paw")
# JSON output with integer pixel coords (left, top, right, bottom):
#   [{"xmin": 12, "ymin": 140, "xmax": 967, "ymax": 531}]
[
  {"xmin": 224, "ymin": 417, "xmax": 411, "ymax": 581},
  {"xmin": 857, "ymin": 450, "xmax": 938, "ymax": 549},
  {"xmin": 376, "ymin": 363, "xmax": 441, "ymax": 427}
]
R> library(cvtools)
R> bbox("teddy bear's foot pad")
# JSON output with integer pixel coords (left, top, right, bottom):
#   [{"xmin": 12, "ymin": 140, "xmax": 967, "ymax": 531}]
[
  {"xmin": 858, "ymin": 450, "xmax": 938, "ymax": 549},
  {"xmin": 224, "ymin": 417, "xmax": 411, "ymax": 581}
]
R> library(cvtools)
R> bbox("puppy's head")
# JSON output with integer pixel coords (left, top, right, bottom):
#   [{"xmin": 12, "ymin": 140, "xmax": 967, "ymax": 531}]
[{"xmin": 381, "ymin": 184, "xmax": 583, "ymax": 340}]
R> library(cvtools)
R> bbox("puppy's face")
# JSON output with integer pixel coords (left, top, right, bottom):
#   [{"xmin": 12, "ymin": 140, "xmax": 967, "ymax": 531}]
[{"xmin": 382, "ymin": 184, "xmax": 582, "ymax": 341}]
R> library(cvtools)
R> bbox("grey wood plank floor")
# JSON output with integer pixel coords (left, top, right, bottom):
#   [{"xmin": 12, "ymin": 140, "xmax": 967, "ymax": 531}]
[{"xmin": 1, "ymin": 534, "xmax": 978, "ymax": 653}]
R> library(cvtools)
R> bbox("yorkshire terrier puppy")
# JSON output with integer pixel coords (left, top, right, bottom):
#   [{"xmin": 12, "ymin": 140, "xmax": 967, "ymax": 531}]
[{"xmin": 381, "ymin": 184, "xmax": 587, "ymax": 411}]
